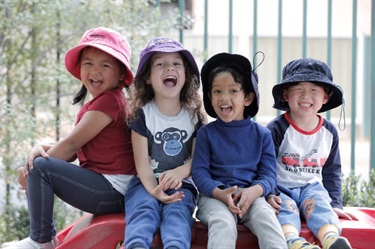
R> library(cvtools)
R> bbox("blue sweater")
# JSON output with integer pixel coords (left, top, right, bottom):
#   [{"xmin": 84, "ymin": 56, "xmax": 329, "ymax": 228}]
[{"xmin": 192, "ymin": 117, "xmax": 277, "ymax": 198}]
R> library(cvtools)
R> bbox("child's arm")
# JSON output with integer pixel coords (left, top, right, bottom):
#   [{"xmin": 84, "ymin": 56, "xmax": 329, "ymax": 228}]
[
  {"xmin": 46, "ymin": 110, "xmax": 112, "ymax": 160},
  {"xmin": 159, "ymin": 139, "xmax": 196, "ymax": 190},
  {"xmin": 132, "ymin": 130, "xmax": 184, "ymax": 204}
]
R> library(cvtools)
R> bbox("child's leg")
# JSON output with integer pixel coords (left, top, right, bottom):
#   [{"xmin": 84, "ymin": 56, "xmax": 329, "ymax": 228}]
[
  {"xmin": 241, "ymin": 197, "xmax": 287, "ymax": 249},
  {"xmin": 196, "ymin": 195, "xmax": 237, "ymax": 249},
  {"xmin": 300, "ymin": 182, "xmax": 351, "ymax": 249},
  {"xmin": 124, "ymin": 177, "xmax": 162, "ymax": 249},
  {"xmin": 160, "ymin": 183, "xmax": 197, "ymax": 249},
  {"xmin": 275, "ymin": 190, "xmax": 321, "ymax": 248}
]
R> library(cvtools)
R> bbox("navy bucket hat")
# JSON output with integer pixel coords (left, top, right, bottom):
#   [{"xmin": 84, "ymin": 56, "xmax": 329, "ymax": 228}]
[
  {"xmin": 201, "ymin": 53, "xmax": 259, "ymax": 118},
  {"xmin": 136, "ymin": 37, "xmax": 199, "ymax": 85},
  {"xmin": 272, "ymin": 58, "xmax": 343, "ymax": 113}
]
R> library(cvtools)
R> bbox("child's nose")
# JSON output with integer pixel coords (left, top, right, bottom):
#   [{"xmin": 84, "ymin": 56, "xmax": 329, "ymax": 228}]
[{"xmin": 166, "ymin": 64, "xmax": 175, "ymax": 71}]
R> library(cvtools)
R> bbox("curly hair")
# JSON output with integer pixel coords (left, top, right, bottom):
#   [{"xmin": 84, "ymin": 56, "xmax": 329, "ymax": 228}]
[{"xmin": 130, "ymin": 53, "xmax": 206, "ymax": 125}]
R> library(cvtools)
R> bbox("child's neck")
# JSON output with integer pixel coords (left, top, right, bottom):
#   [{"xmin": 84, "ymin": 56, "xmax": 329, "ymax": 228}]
[
  {"xmin": 288, "ymin": 112, "xmax": 320, "ymax": 132},
  {"xmin": 153, "ymin": 97, "xmax": 182, "ymax": 117}
]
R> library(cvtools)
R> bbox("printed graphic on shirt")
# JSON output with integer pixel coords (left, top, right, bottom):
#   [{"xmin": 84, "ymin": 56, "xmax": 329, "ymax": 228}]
[
  {"xmin": 155, "ymin": 127, "xmax": 188, "ymax": 156},
  {"xmin": 273, "ymin": 121, "xmax": 333, "ymax": 188},
  {"xmin": 281, "ymin": 149, "xmax": 328, "ymax": 174},
  {"xmin": 131, "ymin": 101, "xmax": 197, "ymax": 178}
]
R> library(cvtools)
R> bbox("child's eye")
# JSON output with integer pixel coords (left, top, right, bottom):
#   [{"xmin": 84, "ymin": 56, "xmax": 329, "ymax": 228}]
[
  {"xmin": 102, "ymin": 64, "xmax": 110, "ymax": 68},
  {"xmin": 230, "ymin": 89, "xmax": 239, "ymax": 93},
  {"xmin": 82, "ymin": 61, "xmax": 92, "ymax": 66},
  {"xmin": 212, "ymin": 90, "xmax": 221, "ymax": 94}
]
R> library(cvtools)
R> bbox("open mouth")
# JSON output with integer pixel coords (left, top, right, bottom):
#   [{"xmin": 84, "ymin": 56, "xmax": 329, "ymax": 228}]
[
  {"xmin": 90, "ymin": 79, "xmax": 102, "ymax": 87},
  {"xmin": 163, "ymin": 76, "xmax": 177, "ymax": 87},
  {"xmin": 220, "ymin": 105, "xmax": 232, "ymax": 114}
]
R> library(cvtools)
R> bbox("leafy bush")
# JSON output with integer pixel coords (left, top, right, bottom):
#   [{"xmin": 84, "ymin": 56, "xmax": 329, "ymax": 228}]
[
  {"xmin": 342, "ymin": 168, "xmax": 375, "ymax": 208},
  {"xmin": 0, "ymin": 197, "xmax": 81, "ymax": 244}
]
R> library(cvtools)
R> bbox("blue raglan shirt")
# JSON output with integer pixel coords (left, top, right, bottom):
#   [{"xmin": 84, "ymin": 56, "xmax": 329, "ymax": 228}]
[
  {"xmin": 267, "ymin": 113, "xmax": 343, "ymax": 209},
  {"xmin": 192, "ymin": 117, "xmax": 277, "ymax": 198}
]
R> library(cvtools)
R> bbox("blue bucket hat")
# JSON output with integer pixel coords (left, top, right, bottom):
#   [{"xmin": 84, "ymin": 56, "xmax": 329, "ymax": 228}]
[
  {"xmin": 272, "ymin": 58, "xmax": 343, "ymax": 113},
  {"xmin": 136, "ymin": 37, "xmax": 199, "ymax": 85},
  {"xmin": 201, "ymin": 53, "xmax": 259, "ymax": 118}
]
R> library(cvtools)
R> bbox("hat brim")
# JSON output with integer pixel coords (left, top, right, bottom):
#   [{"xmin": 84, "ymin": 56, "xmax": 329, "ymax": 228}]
[
  {"xmin": 201, "ymin": 53, "xmax": 259, "ymax": 118},
  {"xmin": 65, "ymin": 43, "xmax": 134, "ymax": 87}
]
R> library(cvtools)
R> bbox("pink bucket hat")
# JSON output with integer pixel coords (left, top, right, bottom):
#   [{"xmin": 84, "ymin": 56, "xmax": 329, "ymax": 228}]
[{"xmin": 65, "ymin": 27, "xmax": 134, "ymax": 87}]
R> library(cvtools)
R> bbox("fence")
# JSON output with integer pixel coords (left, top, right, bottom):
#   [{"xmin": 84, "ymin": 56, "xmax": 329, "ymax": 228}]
[{"xmin": 167, "ymin": 0, "xmax": 374, "ymax": 174}]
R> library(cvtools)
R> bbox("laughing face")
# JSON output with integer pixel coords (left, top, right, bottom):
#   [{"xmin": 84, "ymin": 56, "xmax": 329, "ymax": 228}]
[
  {"xmin": 283, "ymin": 81, "xmax": 328, "ymax": 117},
  {"xmin": 148, "ymin": 52, "xmax": 186, "ymax": 101},
  {"xmin": 209, "ymin": 71, "xmax": 254, "ymax": 122},
  {"xmin": 80, "ymin": 47, "xmax": 124, "ymax": 97}
]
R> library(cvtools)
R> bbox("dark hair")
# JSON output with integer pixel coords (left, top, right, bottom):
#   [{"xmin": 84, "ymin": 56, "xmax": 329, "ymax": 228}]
[{"xmin": 207, "ymin": 65, "xmax": 253, "ymax": 98}]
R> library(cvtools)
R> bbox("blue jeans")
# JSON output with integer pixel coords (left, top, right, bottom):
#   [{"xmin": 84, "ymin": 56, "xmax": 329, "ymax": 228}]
[
  {"xmin": 27, "ymin": 157, "xmax": 125, "ymax": 243},
  {"xmin": 124, "ymin": 177, "xmax": 197, "ymax": 249},
  {"xmin": 277, "ymin": 182, "xmax": 341, "ymax": 236}
]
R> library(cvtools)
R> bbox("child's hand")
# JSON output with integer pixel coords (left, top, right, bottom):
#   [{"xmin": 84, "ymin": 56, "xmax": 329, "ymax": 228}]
[
  {"xmin": 17, "ymin": 167, "xmax": 27, "ymax": 190},
  {"xmin": 233, "ymin": 186, "xmax": 262, "ymax": 218},
  {"xmin": 24, "ymin": 145, "xmax": 50, "ymax": 173},
  {"xmin": 159, "ymin": 169, "xmax": 183, "ymax": 191},
  {"xmin": 266, "ymin": 195, "xmax": 282, "ymax": 214},
  {"xmin": 213, "ymin": 186, "xmax": 241, "ymax": 215},
  {"xmin": 333, "ymin": 207, "xmax": 358, "ymax": 220},
  {"xmin": 152, "ymin": 181, "xmax": 185, "ymax": 204}
]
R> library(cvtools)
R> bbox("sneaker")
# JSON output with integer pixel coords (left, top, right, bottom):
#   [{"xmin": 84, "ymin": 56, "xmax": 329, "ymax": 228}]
[
  {"xmin": 1, "ymin": 237, "xmax": 57, "ymax": 249},
  {"xmin": 289, "ymin": 239, "xmax": 320, "ymax": 249},
  {"xmin": 323, "ymin": 236, "xmax": 352, "ymax": 249}
]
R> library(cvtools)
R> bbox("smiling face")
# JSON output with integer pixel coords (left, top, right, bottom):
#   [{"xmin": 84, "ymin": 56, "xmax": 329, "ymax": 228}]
[
  {"xmin": 283, "ymin": 81, "xmax": 329, "ymax": 117},
  {"xmin": 80, "ymin": 47, "xmax": 124, "ymax": 97},
  {"xmin": 210, "ymin": 71, "xmax": 254, "ymax": 122},
  {"xmin": 148, "ymin": 52, "xmax": 186, "ymax": 101}
]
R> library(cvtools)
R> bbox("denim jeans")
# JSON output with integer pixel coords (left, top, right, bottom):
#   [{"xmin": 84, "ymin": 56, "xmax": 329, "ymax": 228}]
[
  {"xmin": 124, "ymin": 177, "xmax": 197, "ymax": 249},
  {"xmin": 277, "ymin": 182, "xmax": 341, "ymax": 236},
  {"xmin": 27, "ymin": 157, "xmax": 124, "ymax": 243},
  {"xmin": 196, "ymin": 195, "xmax": 287, "ymax": 249}
]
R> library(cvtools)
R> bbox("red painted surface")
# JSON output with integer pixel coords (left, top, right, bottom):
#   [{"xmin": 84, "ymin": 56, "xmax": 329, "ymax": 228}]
[{"xmin": 56, "ymin": 207, "xmax": 375, "ymax": 249}]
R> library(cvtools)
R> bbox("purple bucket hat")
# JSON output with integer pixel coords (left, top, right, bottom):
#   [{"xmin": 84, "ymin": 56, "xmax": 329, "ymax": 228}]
[
  {"xmin": 201, "ymin": 53, "xmax": 260, "ymax": 118},
  {"xmin": 136, "ymin": 37, "xmax": 199, "ymax": 85},
  {"xmin": 272, "ymin": 58, "xmax": 343, "ymax": 113},
  {"xmin": 65, "ymin": 27, "xmax": 134, "ymax": 87}
]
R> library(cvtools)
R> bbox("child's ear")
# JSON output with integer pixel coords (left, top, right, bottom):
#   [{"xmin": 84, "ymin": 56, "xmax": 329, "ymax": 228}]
[
  {"xmin": 245, "ymin": 92, "xmax": 255, "ymax": 106},
  {"xmin": 282, "ymin": 89, "xmax": 288, "ymax": 101}
]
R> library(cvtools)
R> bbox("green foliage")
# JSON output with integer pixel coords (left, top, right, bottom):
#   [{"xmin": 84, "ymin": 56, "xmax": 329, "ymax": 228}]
[
  {"xmin": 342, "ymin": 168, "xmax": 375, "ymax": 208},
  {"xmin": 0, "ymin": 196, "xmax": 81, "ymax": 243},
  {"xmin": 0, "ymin": 0, "xmax": 179, "ymax": 242}
]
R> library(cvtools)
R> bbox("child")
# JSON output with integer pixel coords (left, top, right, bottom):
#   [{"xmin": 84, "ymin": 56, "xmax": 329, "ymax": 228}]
[
  {"xmin": 124, "ymin": 37, "xmax": 205, "ymax": 249},
  {"xmin": 192, "ymin": 52, "xmax": 287, "ymax": 249},
  {"xmin": 2, "ymin": 27, "xmax": 136, "ymax": 249},
  {"xmin": 266, "ymin": 58, "xmax": 355, "ymax": 249}
]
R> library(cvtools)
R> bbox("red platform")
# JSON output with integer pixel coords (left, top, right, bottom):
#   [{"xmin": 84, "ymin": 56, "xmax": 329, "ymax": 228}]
[{"xmin": 56, "ymin": 207, "xmax": 375, "ymax": 249}]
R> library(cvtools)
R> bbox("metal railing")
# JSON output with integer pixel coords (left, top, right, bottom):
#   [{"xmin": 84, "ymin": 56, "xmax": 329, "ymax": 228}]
[{"xmin": 173, "ymin": 0, "xmax": 374, "ymax": 173}]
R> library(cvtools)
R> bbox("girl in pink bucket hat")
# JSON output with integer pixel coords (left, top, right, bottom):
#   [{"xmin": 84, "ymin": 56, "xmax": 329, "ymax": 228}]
[{"xmin": 4, "ymin": 27, "xmax": 136, "ymax": 249}]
